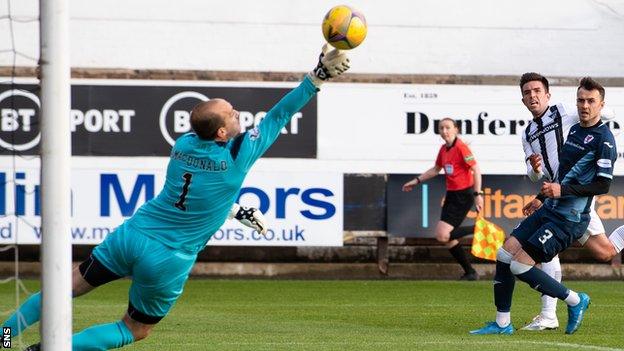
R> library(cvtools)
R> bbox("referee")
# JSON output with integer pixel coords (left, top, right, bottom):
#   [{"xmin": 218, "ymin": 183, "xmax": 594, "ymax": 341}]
[{"xmin": 402, "ymin": 118, "xmax": 484, "ymax": 280}]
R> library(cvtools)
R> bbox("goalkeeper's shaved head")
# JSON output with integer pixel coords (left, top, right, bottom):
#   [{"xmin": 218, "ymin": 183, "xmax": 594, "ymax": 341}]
[
  {"xmin": 190, "ymin": 98, "xmax": 241, "ymax": 141},
  {"xmin": 190, "ymin": 99, "xmax": 228, "ymax": 140}
]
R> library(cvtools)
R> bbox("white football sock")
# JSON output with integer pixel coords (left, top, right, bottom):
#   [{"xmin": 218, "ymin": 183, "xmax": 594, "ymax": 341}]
[
  {"xmin": 496, "ymin": 311, "xmax": 511, "ymax": 328},
  {"xmin": 609, "ymin": 225, "xmax": 624, "ymax": 253},
  {"xmin": 540, "ymin": 256, "xmax": 561, "ymax": 319},
  {"xmin": 565, "ymin": 290, "xmax": 580, "ymax": 306}
]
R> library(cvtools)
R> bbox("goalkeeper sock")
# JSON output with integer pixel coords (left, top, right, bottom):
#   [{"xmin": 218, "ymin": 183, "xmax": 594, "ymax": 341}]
[
  {"xmin": 448, "ymin": 243, "xmax": 474, "ymax": 274},
  {"xmin": 449, "ymin": 225, "xmax": 474, "ymax": 240},
  {"xmin": 72, "ymin": 320, "xmax": 135, "ymax": 351},
  {"xmin": 3, "ymin": 291, "xmax": 41, "ymax": 337}
]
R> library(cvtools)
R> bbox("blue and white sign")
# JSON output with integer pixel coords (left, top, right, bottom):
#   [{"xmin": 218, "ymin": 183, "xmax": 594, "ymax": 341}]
[{"xmin": 0, "ymin": 157, "xmax": 343, "ymax": 246}]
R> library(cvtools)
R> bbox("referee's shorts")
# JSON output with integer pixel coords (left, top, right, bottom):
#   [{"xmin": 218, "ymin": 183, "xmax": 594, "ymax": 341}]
[{"xmin": 440, "ymin": 187, "xmax": 474, "ymax": 228}]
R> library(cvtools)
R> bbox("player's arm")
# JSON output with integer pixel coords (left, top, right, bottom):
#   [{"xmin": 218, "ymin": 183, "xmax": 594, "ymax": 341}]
[
  {"xmin": 521, "ymin": 130, "xmax": 542, "ymax": 182},
  {"xmin": 560, "ymin": 178, "xmax": 611, "ymax": 197},
  {"xmin": 402, "ymin": 165, "xmax": 442, "ymax": 192},
  {"xmin": 543, "ymin": 134, "xmax": 617, "ymax": 198},
  {"xmin": 540, "ymin": 177, "xmax": 611, "ymax": 199},
  {"xmin": 562, "ymin": 135, "xmax": 616, "ymax": 196},
  {"xmin": 470, "ymin": 163, "xmax": 484, "ymax": 212},
  {"xmin": 462, "ymin": 143, "xmax": 484, "ymax": 212},
  {"xmin": 231, "ymin": 45, "xmax": 349, "ymax": 171}
]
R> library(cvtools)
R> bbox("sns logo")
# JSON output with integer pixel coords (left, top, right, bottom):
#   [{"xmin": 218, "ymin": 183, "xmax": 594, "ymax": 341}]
[
  {"xmin": 2, "ymin": 326, "xmax": 11, "ymax": 348},
  {"xmin": 238, "ymin": 186, "xmax": 336, "ymax": 220},
  {"xmin": 0, "ymin": 89, "xmax": 41, "ymax": 151}
]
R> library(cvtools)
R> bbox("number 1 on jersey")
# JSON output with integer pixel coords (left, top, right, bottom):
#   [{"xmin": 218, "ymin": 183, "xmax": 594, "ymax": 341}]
[{"xmin": 174, "ymin": 173, "xmax": 193, "ymax": 211}]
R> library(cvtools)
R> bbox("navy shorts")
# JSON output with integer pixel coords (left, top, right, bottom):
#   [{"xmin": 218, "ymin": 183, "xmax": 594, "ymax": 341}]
[{"xmin": 511, "ymin": 206, "xmax": 588, "ymax": 263}]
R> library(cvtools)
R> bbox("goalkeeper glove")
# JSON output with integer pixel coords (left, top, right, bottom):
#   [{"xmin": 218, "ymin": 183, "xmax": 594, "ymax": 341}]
[
  {"xmin": 307, "ymin": 43, "xmax": 350, "ymax": 87},
  {"xmin": 228, "ymin": 203, "xmax": 268, "ymax": 235}
]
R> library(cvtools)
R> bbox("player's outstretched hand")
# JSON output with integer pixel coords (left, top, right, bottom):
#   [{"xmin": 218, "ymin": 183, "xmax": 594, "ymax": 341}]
[
  {"xmin": 308, "ymin": 44, "xmax": 350, "ymax": 87},
  {"xmin": 523, "ymin": 197, "xmax": 542, "ymax": 216},
  {"xmin": 228, "ymin": 203, "xmax": 268, "ymax": 235}
]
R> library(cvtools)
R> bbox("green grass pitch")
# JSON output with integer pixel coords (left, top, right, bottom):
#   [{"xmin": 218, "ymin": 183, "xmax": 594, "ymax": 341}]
[{"xmin": 2, "ymin": 279, "xmax": 623, "ymax": 350}]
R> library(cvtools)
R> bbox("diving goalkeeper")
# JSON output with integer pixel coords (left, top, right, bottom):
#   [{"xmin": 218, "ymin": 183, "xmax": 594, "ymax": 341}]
[{"xmin": 4, "ymin": 44, "xmax": 350, "ymax": 351}]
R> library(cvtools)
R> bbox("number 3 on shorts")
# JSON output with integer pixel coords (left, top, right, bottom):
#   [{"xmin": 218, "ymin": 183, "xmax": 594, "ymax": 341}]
[{"xmin": 538, "ymin": 229, "xmax": 554, "ymax": 244}]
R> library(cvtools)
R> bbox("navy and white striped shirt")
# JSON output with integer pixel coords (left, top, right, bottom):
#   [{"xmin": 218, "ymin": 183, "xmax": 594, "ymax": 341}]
[{"xmin": 522, "ymin": 103, "xmax": 575, "ymax": 182}]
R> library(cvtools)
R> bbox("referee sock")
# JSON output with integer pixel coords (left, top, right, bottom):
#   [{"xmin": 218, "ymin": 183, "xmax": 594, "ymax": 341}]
[
  {"xmin": 449, "ymin": 225, "xmax": 475, "ymax": 240},
  {"xmin": 448, "ymin": 243, "xmax": 475, "ymax": 274},
  {"xmin": 73, "ymin": 320, "xmax": 135, "ymax": 351},
  {"xmin": 2, "ymin": 291, "xmax": 41, "ymax": 337}
]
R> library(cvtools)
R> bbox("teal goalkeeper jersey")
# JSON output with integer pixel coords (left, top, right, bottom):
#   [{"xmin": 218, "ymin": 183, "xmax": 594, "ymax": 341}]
[{"xmin": 125, "ymin": 77, "xmax": 318, "ymax": 253}]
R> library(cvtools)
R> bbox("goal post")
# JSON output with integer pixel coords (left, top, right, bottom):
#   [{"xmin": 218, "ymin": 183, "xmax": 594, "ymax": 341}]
[{"xmin": 39, "ymin": 0, "xmax": 72, "ymax": 349}]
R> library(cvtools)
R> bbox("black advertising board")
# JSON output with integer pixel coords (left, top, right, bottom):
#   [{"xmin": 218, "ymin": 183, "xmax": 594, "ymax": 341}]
[
  {"xmin": 388, "ymin": 174, "xmax": 624, "ymax": 237},
  {"xmin": 0, "ymin": 82, "xmax": 316, "ymax": 157}
]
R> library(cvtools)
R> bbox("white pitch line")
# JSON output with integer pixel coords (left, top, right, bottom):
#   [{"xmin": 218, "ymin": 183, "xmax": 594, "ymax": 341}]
[
  {"xmin": 516, "ymin": 341, "xmax": 624, "ymax": 351},
  {"xmin": 208, "ymin": 340, "xmax": 624, "ymax": 351}
]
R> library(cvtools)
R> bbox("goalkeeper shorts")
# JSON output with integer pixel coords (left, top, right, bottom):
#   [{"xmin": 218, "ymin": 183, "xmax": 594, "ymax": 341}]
[{"xmin": 93, "ymin": 222, "xmax": 197, "ymax": 323}]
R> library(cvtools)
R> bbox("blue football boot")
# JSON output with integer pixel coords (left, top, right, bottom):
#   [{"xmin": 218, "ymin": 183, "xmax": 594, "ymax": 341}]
[
  {"xmin": 566, "ymin": 292, "xmax": 590, "ymax": 334},
  {"xmin": 469, "ymin": 321, "xmax": 514, "ymax": 335}
]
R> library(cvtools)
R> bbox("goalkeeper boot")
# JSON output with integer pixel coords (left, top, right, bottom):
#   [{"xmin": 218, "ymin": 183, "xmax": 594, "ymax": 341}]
[
  {"xmin": 469, "ymin": 321, "xmax": 514, "ymax": 335},
  {"xmin": 565, "ymin": 292, "xmax": 590, "ymax": 334},
  {"xmin": 521, "ymin": 314, "xmax": 559, "ymax": 330},
  {"xmin": 24, "ymin": 343, "xmax": 40, "ymax": 351}
]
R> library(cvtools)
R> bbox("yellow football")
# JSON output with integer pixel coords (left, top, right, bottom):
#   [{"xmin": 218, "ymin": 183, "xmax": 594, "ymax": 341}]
[{"xmin": 322, "ymin": 5, "xmax": 367, "ymax": 50}]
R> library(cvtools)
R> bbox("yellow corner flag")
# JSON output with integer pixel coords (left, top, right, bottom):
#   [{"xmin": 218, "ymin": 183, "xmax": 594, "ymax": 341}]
[{"xmin": 471, "ymin": 215, "xmax": 506, "ymax": 261}]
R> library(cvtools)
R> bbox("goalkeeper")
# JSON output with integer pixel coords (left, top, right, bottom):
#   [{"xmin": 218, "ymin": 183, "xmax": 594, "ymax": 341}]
[{"xmin": 4, "ymin": 44, "xmax": 350, "ymax": 351}]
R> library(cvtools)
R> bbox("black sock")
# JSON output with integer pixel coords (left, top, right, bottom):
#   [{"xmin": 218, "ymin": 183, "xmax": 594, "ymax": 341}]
[
  {"xmin": 449, "ymin": 244, "xmax": 474, "ymax": 274},
  {"xmin": 494, "ymin": 260, "xmax": 515, "ymax": 312},
  {"xmin": 449, "ymin": 225, "xmax": 475, "ymax": 240}
]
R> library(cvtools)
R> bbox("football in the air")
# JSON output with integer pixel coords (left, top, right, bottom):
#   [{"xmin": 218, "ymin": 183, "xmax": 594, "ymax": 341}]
[{"xmin": 321, "ymin": 5, "xmax": 367, "ymax": 50}]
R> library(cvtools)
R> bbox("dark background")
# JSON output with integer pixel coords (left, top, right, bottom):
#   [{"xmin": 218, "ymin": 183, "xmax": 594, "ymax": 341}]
[{"xmin": 0, "ymin": 84, "xmax": 317, "ymax": 157}]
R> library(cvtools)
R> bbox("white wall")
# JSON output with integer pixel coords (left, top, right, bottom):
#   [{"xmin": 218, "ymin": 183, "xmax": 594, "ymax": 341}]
[{"xmin": 2, "ymin": 0, "xmax": 624, "ymax": 77}]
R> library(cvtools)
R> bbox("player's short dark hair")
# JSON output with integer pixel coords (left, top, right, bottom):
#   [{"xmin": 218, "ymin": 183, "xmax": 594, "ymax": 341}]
[
  {"xmin": 190, "ymin": 102, "xmax": 225, "ymax": 140},
  {"xmin": 519, "ymin": 72, "xmax": 549, "ymax": 93},
  {"xmin": 578, "ymin": 76, "xmax": 605, "ymax": 101}
]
